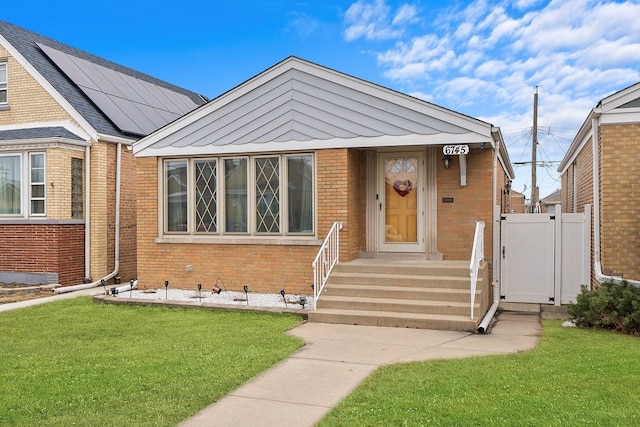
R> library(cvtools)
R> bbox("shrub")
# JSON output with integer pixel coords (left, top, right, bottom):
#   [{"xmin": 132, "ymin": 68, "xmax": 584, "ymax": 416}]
[{"xmin": 567, "ymin": 280, "xmax": 640, "ymax": 335}]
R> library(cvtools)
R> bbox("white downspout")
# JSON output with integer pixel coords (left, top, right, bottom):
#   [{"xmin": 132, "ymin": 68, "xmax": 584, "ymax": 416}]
[
  {"xmin": 591, "ymin": 113, "xmax": 640, "ymax": 286},
  {"xmin": 478, "ymin": 133, "xmax": 501, "ymax": 333},
  {"xmin": 84, "ymin": 145, "xmax": 91, "ymax": 279},
  {"xmin": 55, "ymin": 143, "xmax": 123, "ymax": 293}
]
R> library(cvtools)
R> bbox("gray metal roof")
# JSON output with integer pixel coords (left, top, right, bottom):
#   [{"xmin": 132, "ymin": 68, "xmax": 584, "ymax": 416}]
[
  {"xmin": 0, "ymin": 126, "xmax": 84, "ymax": 141},
  {"xmin": 138, "ymin": 57, "xmax": 491, "ymax": 156},
  {"xmin": 0, "ymin": 20, "xmax": 207, "ymax": 139},
  {"xmin": 619, "ymin": 96, "xmax": 640, "ymax": 108}
]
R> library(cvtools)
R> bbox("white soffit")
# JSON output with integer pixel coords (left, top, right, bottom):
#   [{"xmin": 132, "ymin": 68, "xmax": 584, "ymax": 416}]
[
  {"xmin": 135, "ymin": 58, "xmax": 495, "ymax": 156},
  {"xmin": 38, "ymin": 43, "xmax": 200, "ymax": 136}
]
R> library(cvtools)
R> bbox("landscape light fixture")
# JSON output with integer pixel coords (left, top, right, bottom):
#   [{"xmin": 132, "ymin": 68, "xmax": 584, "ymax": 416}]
[
  {"xmin": 280, "ymin": 289, "xmax": 287, "ymax": 308},
  {"xmin": 165, "ymin": 280, "xmax": 169, "ymax": 300},
  {"xmin": 101, "ymin": 279, "xmax": 107, "ymax": 294},
  {"xmin": 130, "ymin": 279, "xmax": 134, "ymax": 298},
  {"xmin": 243, "ymin": 285, "xmax": 249, "ymax": 305},
  {"xmin": 212, "ymin": 277, "xmax": 224, "ymax": 294},
  {"xmin": 198, "ymin": 283, "xmax": 202, "ymax": 302},
  {"xmin": 443, "ymin": 155, "xmax": 452, "ymax": 169},
  {"xmin": 299, "ymin": 296, "xmax": 307, "ymax": 309}
]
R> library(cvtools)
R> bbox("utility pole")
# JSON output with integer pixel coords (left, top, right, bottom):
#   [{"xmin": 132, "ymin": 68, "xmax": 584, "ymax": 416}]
[{"xmin": 531, "ymin": 86, "xmax": 538, "ymax": 212}]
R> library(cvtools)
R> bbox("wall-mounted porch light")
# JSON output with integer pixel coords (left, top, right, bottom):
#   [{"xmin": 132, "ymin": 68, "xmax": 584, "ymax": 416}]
[
  {"xmin": 442, "ymin": 155, "xmax": 452, "ymax": 169},
  {"xmin": 504, "ymin": 180, "xmax": 512, "ymax": 195}
]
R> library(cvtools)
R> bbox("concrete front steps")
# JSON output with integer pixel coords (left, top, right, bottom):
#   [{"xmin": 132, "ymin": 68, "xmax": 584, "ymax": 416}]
[{"xmin": 308, "ymin": 259, "xmax": 489, "ymax": 332}]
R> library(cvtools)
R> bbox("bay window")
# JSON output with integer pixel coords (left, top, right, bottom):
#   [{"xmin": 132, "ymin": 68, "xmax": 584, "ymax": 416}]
[
  {"xmin": 0, "ymin": 155, "xmax": 20, "ymax": 214},
  {"xmin": 163, "ymin": 153, "xmax": 314, "ymax": 236},
  {"xmin": 0, "ymin": 152, "xmax": 46, "ymax": 217}
]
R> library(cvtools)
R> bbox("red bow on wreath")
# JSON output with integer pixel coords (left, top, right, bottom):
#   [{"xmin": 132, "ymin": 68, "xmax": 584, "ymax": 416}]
[{"xmin": 393, "ymin": 180, "xmax": 413, "ymax": 197}]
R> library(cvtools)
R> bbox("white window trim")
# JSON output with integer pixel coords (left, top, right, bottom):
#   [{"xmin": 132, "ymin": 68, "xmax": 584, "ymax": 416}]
[
  {"xmin": 29, "ymin": 153, "xmax": 46, "ymax": 216},
  {"xmin": 284, "ymin": 153, "xmax": 316, "ymax": 236},
  {"xmin": 0, "ymin": 151, "xmax": 46, "ymax": 218},
  {"xmin": 0, "ymin": 61, "xmax": 9, "ymax": 106},
  {"xmin": 160, "ymin": 153, "xmax": 316, "ymax": 240},
  {"xmin": 0, "ymin": 62, "xmax": 7, "ymax": 106}
]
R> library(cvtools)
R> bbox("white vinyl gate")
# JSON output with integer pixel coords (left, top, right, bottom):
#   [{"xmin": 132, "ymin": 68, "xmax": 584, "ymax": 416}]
[{"xmin": 500, "ymin": 205, "xmax": 591, "ymax": 305}]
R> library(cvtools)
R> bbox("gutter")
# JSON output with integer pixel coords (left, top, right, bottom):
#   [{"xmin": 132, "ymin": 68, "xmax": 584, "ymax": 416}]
[
  {"xmin": 478, "ymin": 132, "xmax": 502, "ymax": 333},
  {"xmin": 55, "ymin": 143, "xmax": 123, "ymax": 293}
]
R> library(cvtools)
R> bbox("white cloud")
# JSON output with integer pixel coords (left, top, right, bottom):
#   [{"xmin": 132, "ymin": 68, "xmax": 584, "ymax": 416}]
[
  {"xmin": 342, "ymin": 0, "xmax": 640, "ymax": 196},
  {"xmin": 343, "ymin": 0, "xmax": 419, "ymax": 41},
  {"xmin": 474, "ymin": 59, "xmax": 508, "ymax": 78},
  {"xmin": 286, "ymin": 13, "xmax": 319, "ymax": 38},
  {"xmin": 392, "ymin": 4, "xmax": 418, "ymax": 26}
]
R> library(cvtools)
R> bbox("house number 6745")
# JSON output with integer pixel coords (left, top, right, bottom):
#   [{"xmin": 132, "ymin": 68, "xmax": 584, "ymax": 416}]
[{"xmin": 442, "ymin": 145, "xmax": 470, "ymax": 155}]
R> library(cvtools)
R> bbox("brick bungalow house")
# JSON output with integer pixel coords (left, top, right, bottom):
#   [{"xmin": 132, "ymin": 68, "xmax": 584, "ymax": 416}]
[
  {"xmin": 134, "ymin": 57, "xmax": 514, "ymax": 331},
  {"xmin": 558, "ymin": 81, "xmax": 640, "ymax": 287},
  {"xmin": 0, "ymin": 20, "xmax": 205, "ymax": 287},
  {"xmin": 539, "ymin": 188, "xmax": 561, "ymax": 214}
]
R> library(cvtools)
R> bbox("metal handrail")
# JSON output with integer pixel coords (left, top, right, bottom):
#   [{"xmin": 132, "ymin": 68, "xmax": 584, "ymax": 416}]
[
  {"xmin": 312, "ymin": 221, "xmax": 343, "ymax": 310},
  {"xmin": 469, "ymin": 221, "xmax": 485, "ymax": 319}
]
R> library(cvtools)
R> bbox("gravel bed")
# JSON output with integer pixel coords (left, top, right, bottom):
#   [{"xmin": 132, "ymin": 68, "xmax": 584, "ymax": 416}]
[{"xmin": 114, "ymin": 288, "xmax": 313, "ymax": 309}]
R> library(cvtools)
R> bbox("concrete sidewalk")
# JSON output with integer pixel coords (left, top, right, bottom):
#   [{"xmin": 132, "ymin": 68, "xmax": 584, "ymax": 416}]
[
  {"xmin": 180, "ymin": 310, "xmax": 542, "ymax": 427},
  {"xmin": 0, "ymin": 287, "xmax": 104, "ymax": 313}
]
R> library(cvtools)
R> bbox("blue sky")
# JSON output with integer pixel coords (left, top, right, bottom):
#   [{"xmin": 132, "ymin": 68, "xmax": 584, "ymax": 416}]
[{"xmin": 4, "ymin": 0, "xmax": 640, "ymax": 199}]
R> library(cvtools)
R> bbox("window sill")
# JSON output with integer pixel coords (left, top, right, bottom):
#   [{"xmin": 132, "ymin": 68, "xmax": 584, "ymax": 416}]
[
  {"xmin": 0, "ymin": 104, "xmax": 9, "ymax": 111},
  {"xmin": 155, "ymin": 235, "xmax": 323, "ymax": 246}
]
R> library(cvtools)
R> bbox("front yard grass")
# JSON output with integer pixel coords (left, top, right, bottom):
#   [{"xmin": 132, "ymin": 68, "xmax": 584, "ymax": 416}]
[
  {"xmin": 0, "ymin": 297, "xmax": 303, "ymax": 426},
  {"xmin": 319, "ymin": 320, "xmax": 640, "ymax": 426}
]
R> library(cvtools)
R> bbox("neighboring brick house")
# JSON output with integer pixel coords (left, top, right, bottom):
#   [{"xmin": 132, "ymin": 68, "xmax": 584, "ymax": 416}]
[
  {"xmin": 133, "ymin": 57, "xmax": 514, "ymax": 295},
  {"xmin": 0, "ymin": 21, "xmax": 205, "ymax": 286},
  {"xmin": 508, "ymin": 190, "xmax": 526, "ymax": 213},
  {"xmin": 539, "ymin": 188, "xmax": 561, "ymax": 214},
  {"xmin": 558, "ymin": 81, "xmax": 640, "ymax": 286}
]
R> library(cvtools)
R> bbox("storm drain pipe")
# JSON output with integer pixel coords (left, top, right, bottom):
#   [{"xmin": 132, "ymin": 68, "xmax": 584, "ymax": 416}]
[
  {"xmin": 478, "ymin": 129, "xmax": 502, "ymax": 333},
  {"xmin": 55, "ymin": 143, "xmax": 122, "ymax": 293}
]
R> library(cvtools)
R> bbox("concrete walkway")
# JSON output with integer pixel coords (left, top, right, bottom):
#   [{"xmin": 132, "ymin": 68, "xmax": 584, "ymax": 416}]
[
  {"xmin": 0, "ymin": 287, "xmax": 104, "ymax": 313},
  {"xmin": 179, "ymin": 310, "xmax": 543, "ymax": 427}
]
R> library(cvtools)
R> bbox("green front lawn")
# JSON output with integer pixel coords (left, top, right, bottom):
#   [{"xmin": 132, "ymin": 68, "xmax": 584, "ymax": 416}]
[
  {"xmin": 319, "ymin": 320, "xmax": 640, "ymax": 426},
  {"xmin": 0, "ymin": 297, "xmax": 303, "ymax": 426}
]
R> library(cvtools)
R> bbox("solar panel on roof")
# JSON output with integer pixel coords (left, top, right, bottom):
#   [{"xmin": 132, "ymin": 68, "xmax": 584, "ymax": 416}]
[{"xmin": 38, "ymin": 43, "xmax": 199, "ymax": 136}]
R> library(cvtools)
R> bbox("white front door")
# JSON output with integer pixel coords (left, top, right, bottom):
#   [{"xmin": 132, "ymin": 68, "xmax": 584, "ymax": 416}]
[{"xmin": 378, "ymin": 152, "xmax": 425, "ymax": 253}]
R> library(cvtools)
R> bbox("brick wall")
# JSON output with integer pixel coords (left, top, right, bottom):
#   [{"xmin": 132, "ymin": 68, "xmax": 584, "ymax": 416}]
[
  {"xmin": 314, "ymin": 148, "xmax": 366, "ymax": 263},
  {"xmin": 46, "ymin": 148, "xmax": 85, "ymax": 219},
  {"xmin": 137, "ymin": 149, "xmax": 362, "ymax": 294},
  {"xmin": 599, "ymin": 123, "xmax": 640, "ymax": 281},
  {"xmin": 106, "ymin": 143, "xmax": 137, "ymax": 283},
  {"xmin": 437, "ymin": 148, "xmax": 494, "ymax": 261},
  {"xmin": 0, "ymin": 223, "xmax": 84, "ymax": 285},
  {"xmin": 0, "ymin": 55, "xmax": 75, "ymax": 126}
]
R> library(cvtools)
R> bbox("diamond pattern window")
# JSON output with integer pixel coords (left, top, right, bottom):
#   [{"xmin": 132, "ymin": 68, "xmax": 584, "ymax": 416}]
[
  {"xmin": 255, "ymin": 157, "xmax": 280, "ymax": 233},
  {"xmin": 163, "ymin": 154, "xmax": 313, "ymax": 236},
  {"xmin": 195, "ymin": 160, "xmax": 217, "ymax": 233}
]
